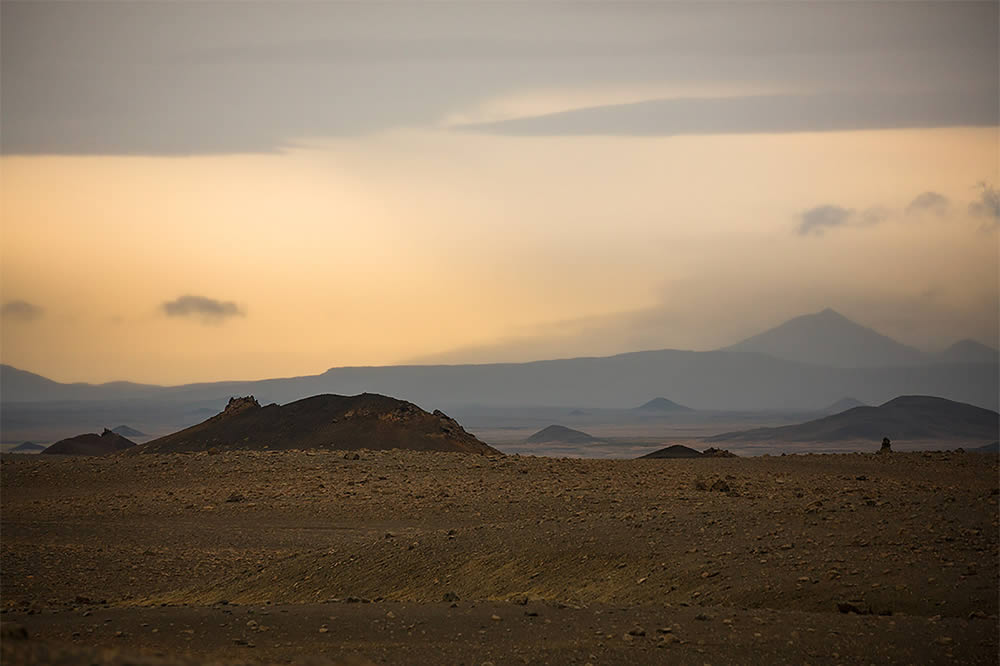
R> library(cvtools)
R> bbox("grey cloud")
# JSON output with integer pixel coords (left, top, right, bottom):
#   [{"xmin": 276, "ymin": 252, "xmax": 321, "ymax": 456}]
[
  {"xmin": 906, "ymin": 191, "xmax": 950, "ymax": 216},
  {"xmin": 798, "ymin": 205, "xmax": 853, "ymax": 236},
  {"xmin": 162, "ymin": 295, "xmax": 244, "ymax": 321},
  {"xmin": 1, "ymin": 300, "xmax": 44, "ymax": 321},
  {"xmin": 969, "ymin": 184, "xmax": 1000, "ymax": 229},
  {"xmin": 2, "ymin": 2, "xmax": 996, "ymax": 154},
  {"xmin": 458, "ymin": 90, "xmax": 998, "ymax": 137}
]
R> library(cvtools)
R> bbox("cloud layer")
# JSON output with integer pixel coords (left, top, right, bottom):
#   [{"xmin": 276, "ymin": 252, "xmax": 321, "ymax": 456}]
[{"xmin": 2, "ymin": 2, "xmax": 996, "ymax": 154}]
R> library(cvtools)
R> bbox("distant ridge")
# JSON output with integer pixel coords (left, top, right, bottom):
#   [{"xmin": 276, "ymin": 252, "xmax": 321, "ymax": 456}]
[
  {"xmin": 133, "ymin": 394, "xmax": 497, "ymax": 455},
  {"xmin": 821, "ymin": 397, "xmax": 867, "ymax": 413},
  {"xmin": 525, "ymin": 425, "xmax": 597, "ymax": 444},
  {"xmin": 635, "ymin": 397, "xmax": 693, "ymax": 412},
  {"xmin": 111, "ymin": 425, "xmax": 146, "ymax": 438},
  {"xmin": 10, "ymin": 441, "xmax": 46, "ymax": 453},
  {"xmin": 43, "ymin": 429, "xmax": 136, "ymax": 456},
  {"xmin": 725, "ymin": 308, "xmax": 925, "ymax": 368},
  {"xmin": 706, "ymin": 395, "xmax": 999, "ymax": 444},
  {"xmin": 937, "ymin": 340, "xmax": 999, "ymax": 364}
]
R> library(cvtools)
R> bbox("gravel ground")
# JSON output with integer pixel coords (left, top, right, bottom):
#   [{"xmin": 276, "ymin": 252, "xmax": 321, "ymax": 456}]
[{"xmin": 2, "ymin": 449, "xmax": 997, "ymax": 664}]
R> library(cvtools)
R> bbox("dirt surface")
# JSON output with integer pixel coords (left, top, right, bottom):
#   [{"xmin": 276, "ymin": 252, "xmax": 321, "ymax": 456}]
[{"xmin": 2, "ymin": 449, "xmax": 998, "ymax": 664}]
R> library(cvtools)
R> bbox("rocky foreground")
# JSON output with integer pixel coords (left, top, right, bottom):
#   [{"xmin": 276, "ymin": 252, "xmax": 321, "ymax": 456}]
[{"xmin": 2, "ymin": 450, "xmax": 997, "ymax": 664}]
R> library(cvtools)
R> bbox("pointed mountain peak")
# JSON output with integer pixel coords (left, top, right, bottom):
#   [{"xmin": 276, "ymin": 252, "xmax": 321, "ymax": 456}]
[
  {"xmin": 724, "ymin": 309, "xmax": 925, "ymax": 368},
  {"xmin": 635, "ymin": 397, "xmax": 693, "ymax": 412}
]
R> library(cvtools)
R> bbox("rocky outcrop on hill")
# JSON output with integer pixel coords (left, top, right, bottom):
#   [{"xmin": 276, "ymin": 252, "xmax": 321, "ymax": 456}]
[
  {"xmin": 131, "ymin": 393, "xmax": 498, "ymax": 455},
  {"xmin": 42, "ymin": 429, "xmax": 136, "ymax": 456}
]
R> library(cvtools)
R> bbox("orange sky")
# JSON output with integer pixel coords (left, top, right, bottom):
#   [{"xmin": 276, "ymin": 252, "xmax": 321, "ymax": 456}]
[{"xmin": 2, "ymin": 126, "xmax": 997, "ymax": 384}]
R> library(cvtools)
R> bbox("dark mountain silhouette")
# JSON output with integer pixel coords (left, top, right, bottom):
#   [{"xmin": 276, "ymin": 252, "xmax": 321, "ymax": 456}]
[
  {"xmin": 974, "ymin": 441, "xmax": 998, "ymax": 453},
  {"xmin": 706, "ymin": 396, "xmax": 999, "ymax": 443},
  {"xmin": 936, "ymin": 340, "xmax": 999, "ymax": 364},
  {"xmin": 111, "ymin": 425, "xmax": 146, "ymax": 437},
  {"xmin": 639, "ymin": 444, "xmax": 703, "ymax": 459},
  {"xmin": 43, "ymin": 429, "xmax": 136, "ymax": 455},
  {"xmin": 133, "ymin": 394, "xmax": 497, "ymax": 455},
  {"xmin": 3, "ymin": 308, "xmax": 998, "ymax": 416},
  {"xmin": 10, "ymin": 441, "xmax": 45, "ymax": 453},
  {"xmin": 635, "ymin": 397, "xmax": 693, "ymax": 412},
  {"xmin": 821, "ymin": 397, "xmax": 867, "ymax": 413},
  {"xmin": 525, "ymin": 425, "xmax": 597, "ymax": 444},
  {"xmin": 3, "ymin": 349, "xmax": 995, "ymax": 413},
  {"xmin": 1, "ymin": 364, "xmax": 161, "ymax": 403},
  {"xmin": 725, "ymin": 308, "xmax": 926, "ymax": 368}
]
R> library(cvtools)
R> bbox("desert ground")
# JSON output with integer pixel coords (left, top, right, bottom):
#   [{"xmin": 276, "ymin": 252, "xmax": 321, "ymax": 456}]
[{"xmin": 2, "ymin": 449, "xmax": 998, "ymax": 664}]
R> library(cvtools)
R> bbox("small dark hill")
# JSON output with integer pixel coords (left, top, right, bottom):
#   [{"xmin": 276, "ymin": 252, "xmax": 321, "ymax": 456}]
[
  {"xmin": 706, "ymin": 395, "xmax": 999, "ymax": 443},
  {"xmin": 43, "ymin": 429, "xmax": 136, "ymax": 455},
  {"xmin": 635, "ymin": 397, "xmax": 693, "ymax": 412},
  {"xmin": 525, "ymin": 425, "xmax": 597, "ymax": 444},
  {"xmin": 10, "ymin": 441, "xmax": 46, "ymax": 453},
  {"xmin": 640, "ymin": 445, "xmax": 736, "ymax": 459},
  {"xmin": 974, "ymin": 441, "xmax": 999, "ymax": 453},
  {"xmin": 111, "ymin": 425, "xmax": 146, "ymax": 438},
  {"xmin": 639, "ymin": 444, "xmax": 703, "ymax": 459},
  {"xmin": 821, "ymin": 397, "xmax": 867, "ymax": 413},
  {"xmin": 132, "ymin": 394, "xmax": 497, "ymax": 455}
]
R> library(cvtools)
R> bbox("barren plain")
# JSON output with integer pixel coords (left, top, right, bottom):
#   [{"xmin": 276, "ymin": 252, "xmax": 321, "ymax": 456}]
[{"xmin": 2, "ymin": 449, "xmax": 998, "ymax": 664}]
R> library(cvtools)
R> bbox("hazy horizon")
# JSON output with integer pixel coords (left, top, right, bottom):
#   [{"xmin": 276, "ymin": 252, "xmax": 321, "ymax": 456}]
[{"xmin": 2, "ymin": 1, "xmax": 998, "ymax": 385}]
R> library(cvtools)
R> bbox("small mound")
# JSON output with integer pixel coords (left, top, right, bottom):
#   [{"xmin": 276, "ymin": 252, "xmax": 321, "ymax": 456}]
[
  {"xmin": 43, "ymin": 429, "xmax": 136, "ymax": 456},
  {"xmin": 639, "ymin": 444, "xmax": 703, "ymax": 459},
  {"xmin": 131, "ymin": 394, "xmax": 498, "ymax": 455},
  {"xmin": 525, "ymin": 425, "xmax": 597, "ymax": 444},
  {"xmin": 635, "ymin": 397, "xmax": 693, "ymax": 412}
]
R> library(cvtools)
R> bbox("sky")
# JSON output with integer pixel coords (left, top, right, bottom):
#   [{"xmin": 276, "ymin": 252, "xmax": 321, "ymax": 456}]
[{"xmin": 1, "ymin": 1, "xmax": 998, "ymax": 385}]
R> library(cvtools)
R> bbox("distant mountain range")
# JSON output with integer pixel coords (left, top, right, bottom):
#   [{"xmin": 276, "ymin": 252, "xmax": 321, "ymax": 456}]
[
  {"xmin": 2, "ymin": 310, "xmax": 997, "ymax": 414},
  {"xmin": 705, "ymin": 396, "xmax": 999, "ymax": 444}
]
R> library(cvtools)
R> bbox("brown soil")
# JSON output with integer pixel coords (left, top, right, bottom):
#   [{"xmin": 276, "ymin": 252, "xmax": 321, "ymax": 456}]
[{"xmin": 2, "ymin": 450, "xmax": 997, "ymax": 664}]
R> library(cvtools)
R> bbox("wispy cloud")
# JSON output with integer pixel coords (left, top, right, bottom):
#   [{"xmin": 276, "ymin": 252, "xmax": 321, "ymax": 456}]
[
  {"xmin": 906, "ymin": 191, "xmax": 950, "ymax": 216},
  {"xmin": 969, "ymin": 183, "xmax": 1000, "ymax": 231},
  {"xmin": 1, "ymin": 299, "xmax": 44, "ymax": 321},
  {"xmin": 161, "ymin": 295, "xmax": 244, "ymax": 322},
  {"xmin": 797, "ymin": 205, "xmax": 853, "ymax": 236}
]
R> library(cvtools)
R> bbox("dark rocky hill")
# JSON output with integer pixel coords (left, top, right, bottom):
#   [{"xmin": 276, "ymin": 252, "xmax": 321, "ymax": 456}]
[
  {"xmin": 132, "ymin": 394, "xmax": 497, "ymax": 455},
  {"xmin": 706, "ymin": 395, "xmax": 999, "ymax": 444},
  {"xmin": 639, "ymin": 444, "xmax": 703, "ymax": 459},
  {"xmin": 525, "ymin": 425, "xmax": 597, "ymax": 444},
  {"xmin": 43, "ymin": 429, "xmax": 136, "ymax": 455}
]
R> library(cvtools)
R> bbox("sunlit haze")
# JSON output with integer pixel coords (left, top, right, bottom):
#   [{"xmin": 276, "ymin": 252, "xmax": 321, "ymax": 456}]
[{"xmin": 2, "ymin": 1, "xmax": 997, "ymax": 385}]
